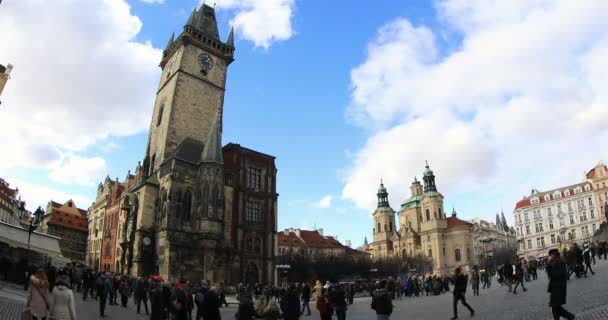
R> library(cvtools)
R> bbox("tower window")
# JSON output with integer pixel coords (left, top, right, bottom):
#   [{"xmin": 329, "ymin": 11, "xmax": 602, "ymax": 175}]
[
  {"xmin": 425, "ymin": 209, "xmax": 431, "ymax": 221},
  {"xmin": 156, "ymin": 104, "xmax": 164, "ymax": 126},
  {"xmin": 455, "ymin": 248, "xmax": 461, "ymax": 262},
  {"xmin": 377, "ymin": 223, "xmax": 381, "ymax": 233},
  {"xmin": 389, "ymin": 221, "xmax": 393, "ymax": 232},
  {"xmin": 183, "ymin": 191, "xmax": 192, "ymax": 219},
  {"xmin": 149, "ymin": 154, "xmax": 156, "ymax": 175}
]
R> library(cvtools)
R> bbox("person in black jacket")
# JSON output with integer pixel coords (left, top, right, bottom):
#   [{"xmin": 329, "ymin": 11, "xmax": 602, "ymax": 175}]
[
  {"xmin": 371, "ymin": 280, "xmax": 393, "ymax": 320},
  {"xmin": 503, "ymin": 261, "xmax": 514, "ymax": 292},
  {"xmin": 451, "ymin": 266, "xmax": 475, "ymax": 320},
  {"xmin": 300, "ymin": 282, "xmax": 311, "ymax": 316},
  {"xmin": 149, "ymin": 279, "xmax": 166, "ymax": 320},
  {"xmin": 546, "ymin": 249, "xmax": 575, "ymax": 320}
]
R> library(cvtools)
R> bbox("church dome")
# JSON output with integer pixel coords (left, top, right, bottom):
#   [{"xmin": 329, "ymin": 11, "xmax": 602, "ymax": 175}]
[
  {"xmin": 377, "ymin": 181, "xmax": 387, "ymax": 194},
  {"xmin": 423, "ymin": 162, "xmax": 434, "ymax": 176}
]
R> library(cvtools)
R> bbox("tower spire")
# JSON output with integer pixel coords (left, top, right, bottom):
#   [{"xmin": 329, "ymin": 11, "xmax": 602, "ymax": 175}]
[
  {"xmin": 377, "ymin": 180, "xmax": 389, "ymax": 208},
  {"xmin": 164, "ymin": 32, "xmax": 175, "ymax": 52},
  {"xmin": 201, "ymin": 105, "xmax": 223, "ymax": 164},
  {"xmin": 227, "ymin": 26, "xmax": 234, "ymax": 47}
]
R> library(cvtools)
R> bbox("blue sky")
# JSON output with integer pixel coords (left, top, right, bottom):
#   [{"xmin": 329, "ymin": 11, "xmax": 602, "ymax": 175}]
[{"xmin": 1, "ymin": 0, "xmax": 608, "ymax": 248}]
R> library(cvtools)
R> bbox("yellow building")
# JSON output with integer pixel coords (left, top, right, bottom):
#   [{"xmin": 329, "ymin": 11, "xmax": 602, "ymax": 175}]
[{"xmin": 369, "ymin": 163, "xmax": 475, "ymax": 275}]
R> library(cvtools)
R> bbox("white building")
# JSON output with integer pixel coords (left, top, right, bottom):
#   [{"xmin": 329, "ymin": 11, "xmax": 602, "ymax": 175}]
[{"xmin": 513, "ymin": 182, "xmax": 602, "ymax": 258}]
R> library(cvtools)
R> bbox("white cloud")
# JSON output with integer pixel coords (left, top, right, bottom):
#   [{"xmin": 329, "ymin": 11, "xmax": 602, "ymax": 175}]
[
  {"xmin": 313, "ymin": 195, "xmax": 333, "ymax": 209},
  {"xmin": 343, "ymin": 0, "xmax": 608, "ymax": 219},
  {"xmin": 0, "ymin": 0, "xmax": 161, "ymax": 173},
  {"xmin": 49, "ymin": 155, "xmax": 108, "ymax": 187},
  {"xmin": 209, "ymin": 0, "xmax": 295, "ymax": 48},
  {"xmin": 8, "ymin": 177, "xmax": 93, "ymax": 213}
]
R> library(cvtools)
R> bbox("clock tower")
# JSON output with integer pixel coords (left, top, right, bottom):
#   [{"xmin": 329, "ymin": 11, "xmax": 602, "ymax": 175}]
[{"xmin": 144, "ymin": 3, "xmax": 235, "ymax": 175}]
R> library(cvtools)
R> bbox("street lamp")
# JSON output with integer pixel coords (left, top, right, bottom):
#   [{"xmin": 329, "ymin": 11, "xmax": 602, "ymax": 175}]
[{"xmin": 20, "ymin": 205, "xmax": 42, "ymax": 290}]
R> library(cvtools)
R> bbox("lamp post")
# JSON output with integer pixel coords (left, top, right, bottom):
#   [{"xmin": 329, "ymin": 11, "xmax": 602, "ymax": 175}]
[{"xmin": 21, "ymin": 206, "xmax": 42, "ymax": 290}]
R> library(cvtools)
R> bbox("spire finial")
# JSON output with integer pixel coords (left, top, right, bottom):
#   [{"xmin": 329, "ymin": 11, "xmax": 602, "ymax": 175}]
[{"xmin": 425, "ymin": 160, "xmax": 429, "ymax": 167}]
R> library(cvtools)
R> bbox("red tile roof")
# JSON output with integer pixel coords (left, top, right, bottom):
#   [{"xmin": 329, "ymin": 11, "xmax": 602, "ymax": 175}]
[
  {"xmin": 587, "ymin": 164, "xmax": 608, "ymax": 179},
  {"xmin": 47, "ymin": 200, "xmax": 88, "ymax": 232},
  {"xmin": 278, "ymin": 229, "xmax": 346, "ymax": 249},
  {"xmin": 447, "ymin": 216, "xmax": 472, "ymax": 228},
  {"xmin": 514, "ymin": 182, "xmax": 592, "ymax": 210}
]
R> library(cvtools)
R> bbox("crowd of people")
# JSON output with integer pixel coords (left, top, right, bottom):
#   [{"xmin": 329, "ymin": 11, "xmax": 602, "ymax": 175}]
[{"xmin": 20, "ymin": 238, "xmax": 607, "ymax": 320}]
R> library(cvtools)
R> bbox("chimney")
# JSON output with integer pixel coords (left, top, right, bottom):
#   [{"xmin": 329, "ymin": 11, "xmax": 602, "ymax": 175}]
[
  {"xmin": 317, "ymin": 228, "xmax": 323, "ymax": 236},
  {"xmin": 283, "ymin": 229, "xmax": 289, "ymax": 236},
  {"xmin": 345, "ymin": 240, "xmax": 352, "ymax": 248},
  {"xmin": 295, "ymin": 229, "xmax": 301, "ymax": 237}
]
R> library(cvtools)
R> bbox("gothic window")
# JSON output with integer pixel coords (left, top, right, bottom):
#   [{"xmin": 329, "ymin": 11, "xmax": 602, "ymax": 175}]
[
  {"xmin": 247, "ymin": 167, "xmax": 262, "ymax": 190},
  {"xmin": 201, "ymin": 184, "xmax": 209, "ymax": 217},
  {"xmin": 150, "ymin": 154, "xmax": 156, "ymax": 175},
  {"xmin": 246, "ymin": 237, "xmax": 253, "ymax": 252},
  {"xmin": 212, "ymin": 185, "xmax": 219, "ymax": 207},
  {"xmin": 455, "ymin": 249, "xmax": 461, "ymax": 262},
  {"xmin": 157, "ymin": 104, "xmax": 164, "ymax": 126},
  {"xmin": 425, "ymin": 209, "xmax": 431, "ymax": 221},
  {"xmin": 253, "ymin": 238, "xmax": 261, "ymax": 253},
  {"xmin": 377, "ymin": 223, "xmax": 381, "ymax": 233},
  {"xmin": 183, "ymin": 191, "xmax": 192, "ymax": 219},
  {"xmin": 245, "ymin": 201, "xmax": 262, "ymax": 223}
]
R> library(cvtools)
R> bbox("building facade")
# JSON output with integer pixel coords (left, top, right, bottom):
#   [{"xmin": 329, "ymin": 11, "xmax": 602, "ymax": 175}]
[
  {"xmin": 278, "ymin": 228, "xmax": 347, "ymax": 257},
  {"xmin": 0, "ymin": 178, "xmax": 24, "ymax": 226},
  {"xmin": 586, "ymin": 163, "xmax": 608, "ymax": 224},
  {"xmin": 470, "ymin": 216, "xmax": 517, "ymax": 267},
  {"xmin": 40, "ymin": 200, "xmax": 88, "ymax": 262},
  {"xmin": 107, "ymin": 3, "xmax": 277, "ymax": 284},
  {"xmin": 101, "ymin": 184, "xmax": 124, "ymax": 272},
  {"xmin": 223, "ymin": 144, "xmax": 278, "ymax": 284},
  {"xmin": 369, "ymin": 164, "xmax": 475, "ymax": 275},
  {"xmin": 86, "ymin": 176, "xmax": 118, "ymax": 270},
  {"xmin": 514, "ymin": 182, "xmax": 601, "ymax": 258}
]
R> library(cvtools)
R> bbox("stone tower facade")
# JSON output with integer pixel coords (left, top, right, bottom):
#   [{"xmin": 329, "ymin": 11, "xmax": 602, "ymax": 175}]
[
  {"xmin": 94, "ymin": 3, "xmax": 278, "ymax": 285},
  {"xmin": 143, "ymin": 4, "xmax": 234, "ymax": 174},
  {"xmin": 371, "ymin": 182, "xmax": 396, "ymax": 258}
]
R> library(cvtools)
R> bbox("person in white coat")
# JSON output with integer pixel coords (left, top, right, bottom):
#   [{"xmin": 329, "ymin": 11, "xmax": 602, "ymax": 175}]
[{"xmin": 50, "ymin": 274, "xmax": 77, "ymax": 320}]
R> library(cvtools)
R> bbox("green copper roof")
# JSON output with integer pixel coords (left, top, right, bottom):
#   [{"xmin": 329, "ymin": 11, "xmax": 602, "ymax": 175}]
[{"xmin": 400, "ymin": 191, "xmax": 443, "ymax": 210}]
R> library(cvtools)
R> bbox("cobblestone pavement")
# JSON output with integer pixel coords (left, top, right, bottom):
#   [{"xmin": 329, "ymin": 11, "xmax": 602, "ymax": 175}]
[{"xmin": 1, "ymin": 259, "xmax": 607, "ymax": 319}]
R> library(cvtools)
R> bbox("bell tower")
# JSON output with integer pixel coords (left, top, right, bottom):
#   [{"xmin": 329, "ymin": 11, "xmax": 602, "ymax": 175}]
[
  {"xmin": 143, "ymin": 3, "xmax": 235, "ymax": 176},
  {"xmin": 372, "ymin": 181, "xmax": 395, "ymax": 257}
]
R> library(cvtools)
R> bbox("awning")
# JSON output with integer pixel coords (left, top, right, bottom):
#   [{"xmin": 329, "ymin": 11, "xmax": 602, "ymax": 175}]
[{"xmin": 0, "ymin": 221, "xmax": 63, "ymax": 257}]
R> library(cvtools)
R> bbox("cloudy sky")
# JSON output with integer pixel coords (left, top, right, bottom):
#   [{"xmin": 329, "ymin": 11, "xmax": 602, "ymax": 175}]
[{"xmin": 1, "ymin": 0, "xmax": 607, "ymax": 247}]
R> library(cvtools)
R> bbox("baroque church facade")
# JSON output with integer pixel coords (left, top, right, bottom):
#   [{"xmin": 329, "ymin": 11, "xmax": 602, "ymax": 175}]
[
  {"xmin": 370, "ymin": 163, "xmax": 475, "ymax": 275},
  {"xmin": 93, "ymin": 4, "xmax": 278, "ymax": 284}
]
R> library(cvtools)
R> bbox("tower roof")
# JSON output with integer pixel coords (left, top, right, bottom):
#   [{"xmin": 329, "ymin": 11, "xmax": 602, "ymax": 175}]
[
  {"xmin": 377, "ymin": 179, "xmax": 388, "ymax": 194},
  {"xmin": 423, "ymin": 161, "xmax": 434, "ymax": 176},
  {"xmin": 201, "ymin": 107, "xmax": 223, "ymax": 164},
  {"xmin": 193, "ymin": 3, "xmax": 220, "ymax": 40},
  {"xmin": 227, "ymin": 26, "xmax": 234, "ymax": 47}
]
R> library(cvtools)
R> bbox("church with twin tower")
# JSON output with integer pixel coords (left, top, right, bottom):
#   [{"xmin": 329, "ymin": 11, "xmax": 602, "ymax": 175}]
[
  {"xmin": 370, "ymin": 163, "xmax": 475, "ymax": 275},
  {"xmin": 118, "ymin": 3, "xmax": 278, "ymax": 284}
]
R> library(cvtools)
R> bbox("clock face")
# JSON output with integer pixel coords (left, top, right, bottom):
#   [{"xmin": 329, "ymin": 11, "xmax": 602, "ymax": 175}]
[
  {"xmin": 198, "ymin": 53, "xmax": 214, "ymax": 71},
  {"xmin": 143, "ymin": 236, "xmax": 151, "ymax": 246}
]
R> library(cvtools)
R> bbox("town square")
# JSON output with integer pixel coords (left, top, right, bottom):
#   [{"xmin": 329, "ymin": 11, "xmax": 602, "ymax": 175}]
[{"xmin": 1, "ymin": 0, "xmax": 608, "ymax": 319}]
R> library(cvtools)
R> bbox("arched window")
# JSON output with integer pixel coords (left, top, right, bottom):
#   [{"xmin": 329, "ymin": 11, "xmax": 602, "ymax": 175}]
[
  {"xmin": 389, "ymin": 221, "xmax": 393, "ymax": 232},
  {"xmin": 253, "ymin": 238, "xmax": 261, "ymax": 253},
  {"xmin": 425, "ymin": 209, "xmax": 431, "ymax": 221},
  {"xmin": 156, "ymin": 104, "xmax": 164, "ymax": 126},
  {"xmin": 402, "ymin": 248, "xmax": 406, "ymax": 257},
  {"xmin": 183, "ymin": 191, "xmax": 192, "ymax": 219},
  {"xmin": 201, "ymin": 184, "xmax": 209, "ymax": 217},
  {"xmin": 384, "ymin": 224, "xmax": 387, "ymax": 233},
  {"xmin": 246, "ymin": 237, "xmax": 253, "ymax": 252},
  {"xmin": 212, "ymin": 185, "xmax": 219, "ymax": 206},
  {"xmin": 377, "ymin": 223, "xmax": 381, "ymax": 233},
  {"xmin": 439, "ymin": 208, "xmax": 442, "ymax": 218}
]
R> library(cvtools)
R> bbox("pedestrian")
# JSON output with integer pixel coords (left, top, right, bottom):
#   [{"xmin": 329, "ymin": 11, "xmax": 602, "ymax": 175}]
[
  {"xmin": 583, "ymin": 244, "xmax": 595, "ymax": 277},
  {"xmin": 235, "ymin": 289, "xmax": 256, "ymax": 320},
  {"xmin": 371, "ymin": 280, "xmax": 392, "ymax": 320},
  {"xmin": 96, "ymin": 272, "xmax": 111, "ymax": 317},
  {"xmin": 262, "ymin": 299, "xmax": 281, "ymax": 320},
  {"xmin": 503, "ymin": 261, "xmax": 513, "ymax": 292},
  {"xmin": 316, "ymin": 289, "xmax": 334, "ymax": 320},
  {"xmin": 135, "ymin": 276, "xmax": 150, "ymax": 314},
  {"xmin": 470, "ymin": 265, "xmax": 480, "ymax": 296},
  {"xmin": 546, "ymin": 249, "xmax": 575, "ymax": 320},
  {"xmin": 119, "ymin": 276, "xmax": 130, "ymax": 307},
  {"xmin": 49, "ymin": 274, "xmax": 77, "ymax": 320},
  {"xmin": 312, "ymin": 280, "xmax": 323, "ymax": 301},
  {"xmin": 451, "ymin": 266, "xmax": 475, "ymax": 320},
  {"xmin": 513, "ymin": 259, "xmax": 527, "ymax": 294},
  {"xmin": 171, "ymin": 280, "xmax": 189, "ymax": 320},
  {"xmin": 202, "ymin": 286, "xmax": 222, "ymax": 320},
  {"xmin": 149, "ymin": 277, "xmax": 166, "ymax": 320},
  {"xmin": 332, "ymin": 285, "xmax": 347, "ymax": 320},
  {"xmin": 194, "ymin": 286, "xmax": 207, "ymax": 320},
  {"xmin": 300, "ymin": 282, "xmax": 311, "ymax": 316},
  {"xmin": 27, "ymin": 269, "xmax": 50, "ymax": 320}
]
